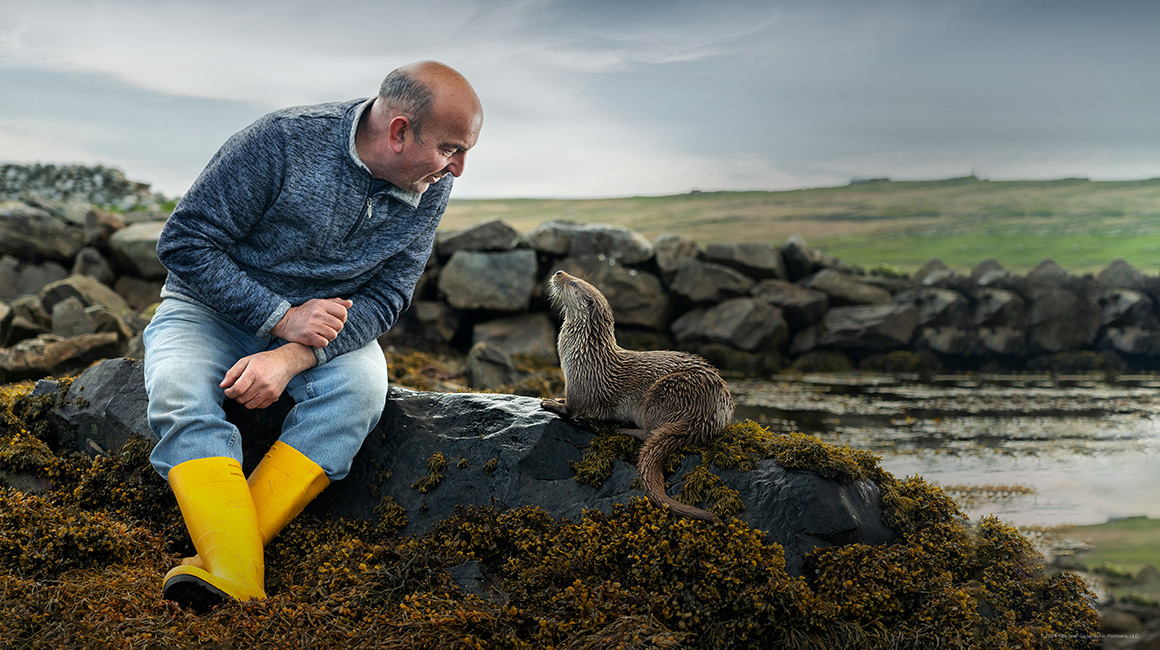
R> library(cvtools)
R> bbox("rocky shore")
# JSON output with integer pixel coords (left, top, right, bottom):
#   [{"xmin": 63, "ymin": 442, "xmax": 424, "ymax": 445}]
[
  {"xmin": 0, "ymin": 163, "xmax": 1149, "ymax": 646},
  {"xmin": 4, "ymin": 164, "xmax": 1160, "ymax": 387}
]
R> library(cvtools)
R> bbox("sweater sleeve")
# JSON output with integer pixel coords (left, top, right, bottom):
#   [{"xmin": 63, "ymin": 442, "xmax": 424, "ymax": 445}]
[
  {"xmin": 156, "ymin": 115, "xmax": 292, "ymax": 336},
  {"xmin": 312, "ymin": 185, "xmax": 448, "ymax": 365}
]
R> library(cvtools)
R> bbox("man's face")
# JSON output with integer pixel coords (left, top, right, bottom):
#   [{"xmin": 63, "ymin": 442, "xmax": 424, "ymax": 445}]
[{"xmin": 395, "ymin": 104, "xmax": 482, "ymax": 194}]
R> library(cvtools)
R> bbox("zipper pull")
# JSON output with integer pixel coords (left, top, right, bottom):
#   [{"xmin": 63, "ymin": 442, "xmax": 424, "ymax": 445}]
[{"xmin": 366, "ymin": 197, "xmax": 373, "ymax": 220}]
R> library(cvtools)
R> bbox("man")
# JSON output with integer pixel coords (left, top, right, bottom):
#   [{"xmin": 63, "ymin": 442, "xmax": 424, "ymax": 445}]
[{"xmin": 143, "ymin": 61, "xmax": 482, "ymax": 611}]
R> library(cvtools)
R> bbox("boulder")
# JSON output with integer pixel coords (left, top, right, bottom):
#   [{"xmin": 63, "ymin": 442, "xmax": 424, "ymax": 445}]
[
  {"xmin": 1100, "ymin": 289, "xmax": 1154, "ymax": 327},
  {"xmin": 464, "ymin": 341, "xmax": 521, "ymax": 390},
  {"xmin": 977, "ymin": 327, "xmax": 1026, "ymax": 356},
  {"xmin": 84, "ymin": 208, "xmax": 126, "ymax": 249},
  {"xmin": 815, "ymin": 303, "xmax": 919, "ymax": 352},
  {"xmin": 970, "ymin": 259, "xmax": 1006, "ymax": 283},
  {"xmin": 0, "ymin": 332, "xmax": 122, "ymax": 383},
  {"xmin": 749, "ymin": 279, "xmax": 829, "ymax": 330},
  {"xmin": 652, "ymin": 233, "xmax": 700, "ymax": 277},
  {"xmin": 70, "ymin": 247, "xmax": 116, "ymax": 286},
  {"xmin": 703, "ymin": 242, "xmax": 786, "ymax": 280},
  {"xmin": 668, "ymin": 260, "xmax": 755, "ymax": 306},
  {"xmin": 112, "ymin": 276, "xmax": 164, "ymax": 312},
  {"xmin": 435, "ymin": 219, "xmax": 519, "ymax": 257},
  {"xmin": 472, "ymin": 313, "xmax": 559, "ymax": 364},
  {"xmin": 1026, "ymin": 259, "xmax": 1070, "ymax": 288},
  {"xmin": 382, "ymin": 300, "xmax": 463, "ymax": 347},
  {"xmin": 973, "ymin": 289, "xmax": 1026, "ymax": 328},
  {"xmin": 913, "ymin": 259, "xmax": 950, "ymax": 286},
  {"xmin": 4, "ymin": 295, "xmax": 50, "ymax": 345},
  {"xmin": 1102, "ymin": 327, "xmax": 1160, "ymax": 357},
  {"xmin": 50, "ymin": 296, "xmax": 95, "ymax": 338},
  {"xmin": 44, "ymin": 359, "xmax": 896, "ymax": 578},
  {"xmin": 0, "ymin": 302, "xmax": 11, "ymax": 348},
  {"xmin": 552, "ymin": 258, "xmax": 673, "ymax": 330},
  {"xmin": 914, "ymin": 288, "xmax": 970, "ymax": 327},
  {"xmin": 0, "ymin": 200, "xmax": 86, "ymax": 263},
  {"xmin": 917, "ymin": 327, "xmax": 974, "ymax": 356},
  {"xmin": 1098, "ymin": 259, "xmax": 1146, "ymax": 291},
  {"xmin": 1027, "ymin": 286, "xmax": 1101, "ymax": 353},
  {"xmin": 522, "ymin": 221, "xmax": 653, "ymax": 264},
  {"xmin": 672, "ymin": 298, "xmax": 788, "ymax": 352},
  {"xmin": 0, "ymin": 255, "xmax": 69, "ymax": 302},
  {"xmin": 780, "ymin": 234, "xmax": 819, "ymax": 281},
  {"xmin": 804, "ymin": 269, "xmax": 892, "ymax": 306},
  {"xmin": 40, "ymin": 274, "xmax": 131, "ymax": 318},
  {"xmin": 108, "ymin": 221, "xmax": 167, "ymax": 279},
  {"xmin": 437, "ymin": 250, "xmax": 538, "ymax": 311}
]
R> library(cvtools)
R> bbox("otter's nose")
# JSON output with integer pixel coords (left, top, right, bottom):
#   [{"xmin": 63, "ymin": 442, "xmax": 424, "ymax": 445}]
[{"xmin": 553, "ymin": 270, "xmax": 565, "ymax": 279}]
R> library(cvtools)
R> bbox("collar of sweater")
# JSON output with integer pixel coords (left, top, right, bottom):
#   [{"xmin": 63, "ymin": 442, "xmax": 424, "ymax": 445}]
[{"xmin": 347, "ymin": 98, "xmax": 423, "ymax": 210}]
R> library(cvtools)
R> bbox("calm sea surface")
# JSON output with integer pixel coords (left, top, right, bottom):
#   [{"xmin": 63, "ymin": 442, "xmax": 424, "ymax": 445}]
[{"xmin": 732, "ymin": 374, "xmax": 1160, "ymax": 527}]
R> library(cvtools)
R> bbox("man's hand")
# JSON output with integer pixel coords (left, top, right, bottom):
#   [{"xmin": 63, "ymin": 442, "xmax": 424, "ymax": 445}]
[
  {"xmin": 272, "ymin": 298, "xmax": 353, "ymax": 348},
  {"xmin": 220, "ymin": 343, "xmax": 317, "ymax": 409}
]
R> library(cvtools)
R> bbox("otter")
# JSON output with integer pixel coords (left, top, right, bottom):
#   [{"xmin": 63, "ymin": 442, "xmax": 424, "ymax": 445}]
[{"xmin": 541, "ymin": 270, "xmax": 735, "ymax": 522}]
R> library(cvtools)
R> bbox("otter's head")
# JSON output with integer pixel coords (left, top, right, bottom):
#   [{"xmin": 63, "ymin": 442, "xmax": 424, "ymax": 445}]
[{"xmin": 548, "ymin": 270, "xmax": 614, "ymax": 324}]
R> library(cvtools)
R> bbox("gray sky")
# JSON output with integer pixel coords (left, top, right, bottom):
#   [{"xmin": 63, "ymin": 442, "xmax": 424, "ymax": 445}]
[{"xmin": 2, "ymin": 0, "xmax": 1158, "ymax": 199}]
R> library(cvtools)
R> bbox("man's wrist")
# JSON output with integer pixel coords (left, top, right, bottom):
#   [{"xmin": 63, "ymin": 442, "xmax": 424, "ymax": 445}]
[{"xmin": 278, "ymin": 341, "xmax": 319, "ymax": 371}]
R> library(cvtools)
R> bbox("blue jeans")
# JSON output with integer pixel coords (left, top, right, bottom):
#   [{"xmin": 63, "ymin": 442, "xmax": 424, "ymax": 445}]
[{"xmin": 143, "ymin": 298, "xmax": 388, "ymax": 481}]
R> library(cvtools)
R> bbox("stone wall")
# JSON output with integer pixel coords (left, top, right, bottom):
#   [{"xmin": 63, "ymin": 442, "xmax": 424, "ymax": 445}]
[
  {"xmin": 4, "ymin": 176, "xmax": 1160, "ymax": 383},
  {"xmin": 1, "ymin": 164, "xmax": 170, "ymax": 212},
  {"xmin": 401, "ymin": 219, "xmax": 1160, "ymax": 376}
]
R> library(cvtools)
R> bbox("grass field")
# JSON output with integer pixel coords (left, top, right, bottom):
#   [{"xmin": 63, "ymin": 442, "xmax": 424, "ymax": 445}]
[
  {"xmin": 442, "ymin": 176, "xmax": 1160, "ymax": 275},
  {"xmin": 1054, "ymin": 517, "xmax": 1160, "ymax": 601}
]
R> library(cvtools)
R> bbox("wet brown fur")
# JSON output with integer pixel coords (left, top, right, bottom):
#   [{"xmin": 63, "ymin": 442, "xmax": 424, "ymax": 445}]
[{"xmin": 541, "ymin": 270, "xmax": 735, "ymax": 522}]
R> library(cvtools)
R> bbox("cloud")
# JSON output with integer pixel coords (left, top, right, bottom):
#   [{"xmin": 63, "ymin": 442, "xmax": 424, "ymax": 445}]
[{"xmin": 1, "ymin": 0, "xmax": 1158, "ymax": 198}]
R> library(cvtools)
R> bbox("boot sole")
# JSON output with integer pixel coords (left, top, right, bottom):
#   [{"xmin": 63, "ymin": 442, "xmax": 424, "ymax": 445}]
[{"xmin": 163, "ymin": 573, "xmax": 232, "ymax": 613}]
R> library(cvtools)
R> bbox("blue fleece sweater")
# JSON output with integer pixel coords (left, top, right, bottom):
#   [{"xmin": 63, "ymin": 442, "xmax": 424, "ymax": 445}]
[{"xmin": 157, "ymin": 98, "xmax": 451, "ymax": 366}]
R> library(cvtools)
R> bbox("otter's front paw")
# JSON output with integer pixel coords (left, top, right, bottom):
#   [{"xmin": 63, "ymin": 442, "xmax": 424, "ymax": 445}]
[{"xmin": 540, "ymin": 398, "xmax": 569, "ymax": 417}]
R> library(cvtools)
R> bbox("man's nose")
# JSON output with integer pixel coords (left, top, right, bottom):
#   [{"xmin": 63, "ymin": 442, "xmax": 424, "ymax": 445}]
[{"xmin": 447, "ymin": 150, "xmax": 467, "ymax": 177}]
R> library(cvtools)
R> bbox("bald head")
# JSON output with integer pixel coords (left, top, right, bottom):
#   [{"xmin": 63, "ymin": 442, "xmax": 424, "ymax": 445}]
[
  {"xmin": 359, "ymin": 61, "xmax": 483, "ymax": 194},
  {"xmin": 378, "ymin": 61, "xmax": 482, "ymax": 142}
]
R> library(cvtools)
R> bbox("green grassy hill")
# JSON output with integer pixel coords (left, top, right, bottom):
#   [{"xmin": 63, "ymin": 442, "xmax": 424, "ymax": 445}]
[{"xmin": 442, "ymin": 176, "xmax": 1160, "ymax": 275}]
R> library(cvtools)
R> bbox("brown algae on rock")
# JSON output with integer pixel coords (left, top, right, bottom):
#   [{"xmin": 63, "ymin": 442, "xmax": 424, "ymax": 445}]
[{"xmin": 0, "ymin": 376, "xmax": 1099, "ymax": 648}]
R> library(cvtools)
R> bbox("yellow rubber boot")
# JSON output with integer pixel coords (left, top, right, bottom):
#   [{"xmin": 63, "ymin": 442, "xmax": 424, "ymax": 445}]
[
  {"xmin": 182, "ymin": 441, "xmax": 329, "ymax": 570},
  {"xmin": 162, "ymin": 457, "xmax": 266, "ymax": 611}
]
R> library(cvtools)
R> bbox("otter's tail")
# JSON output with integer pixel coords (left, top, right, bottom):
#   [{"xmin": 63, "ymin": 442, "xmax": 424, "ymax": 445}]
[{"xmin": 637, "ymin": 424, "xmax": 721, "ymax": 523}]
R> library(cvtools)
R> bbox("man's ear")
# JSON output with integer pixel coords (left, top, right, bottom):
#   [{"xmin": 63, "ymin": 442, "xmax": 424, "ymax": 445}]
[{"xmin": 387, "ymin": 116, "xmax": 410, "ymax": 154}]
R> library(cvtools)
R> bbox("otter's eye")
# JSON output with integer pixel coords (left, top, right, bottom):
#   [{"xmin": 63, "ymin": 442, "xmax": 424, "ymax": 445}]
[{"xmin": 569, "ymin": 281, "xmax": 576, "ymax": 286}]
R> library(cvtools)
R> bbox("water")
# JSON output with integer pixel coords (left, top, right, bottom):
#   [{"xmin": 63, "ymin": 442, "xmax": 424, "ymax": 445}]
[{"xmin": 732, "ymin": 374, "xmax": 1160, "ymax": 527}]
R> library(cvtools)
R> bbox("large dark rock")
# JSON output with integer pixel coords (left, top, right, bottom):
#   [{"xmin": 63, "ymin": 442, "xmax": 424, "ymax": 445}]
[
  {"xmin": 780, "ymin": 234, "xmax": 819, "ymax": 281},
  {"xmin": 108, "ymin": 221, "xmax": 167, "ymax": 280},
  {"xmin": 804, "ymin": 269, "xmax": 892, "ymax": 306},
  {"xmin": 671, "ymin": 298, "xmax": 789, "ymax": 352},
  {"xmin": 652, "ymin": 233, "xmax": 700, "ymax": 278},
  {"xmin": 814, "ymin": 303, "xmax": 919, "ymax": 352},
  {"xmin": 749, "ymin": 279, "xmax": 829, "ymax": 330},
  {"xmin": 45, "ymin": 358, "xmax": 894, "ymax": 577},
  {"xmin": 1027, "ymin": 284, "xmax": 1101, "ymax": 353},
  {"xmin": 668, "ymin": 260, "xmax": 755, "ymax": 306},
  {"xmin": 522, "ymin": 221, "xmax": 653, "ymax": 265},
  {"xmin": 1098, "ymin": 259, "xmax": 1146, "ymax": 291},
  {"xmin": 0, "ymin": 256, "xmax": 70, "ymax": 302},
  {"xmin": 0, "ymin": 200, "xmax": 86, "ymax": 263},
  {"xmin": 435, "ymin": 219, "xmax": 519, "ymax": 257},
  {"xmin": 0, "ymin": 332, "xmax": 122, "ymax": 384},
  {"xmin": 704, "ymin": 242, "xmax": 786, "ymax": 280},
  {"xmin": 437, "ymin": 250, "xmax": 538, "ymax": 311},
  {"xmin": 551, "ymin": 257, "xmax": 673, "ymax": 330},
  {"xmin": 472, "ymin": 312, "xmax": 558, "ymax": 363}
]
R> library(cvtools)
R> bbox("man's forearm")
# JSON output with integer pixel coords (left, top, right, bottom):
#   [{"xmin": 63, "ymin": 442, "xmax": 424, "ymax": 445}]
[{"xmin": 276, "ymin": 341, "xmax": 320, "ymax": 374}]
